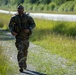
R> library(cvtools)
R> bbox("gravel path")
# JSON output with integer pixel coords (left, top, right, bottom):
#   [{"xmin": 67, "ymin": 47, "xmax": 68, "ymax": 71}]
[{"xmin": 0, "ymin": 29, "xmax": 76, "ymax": 75}]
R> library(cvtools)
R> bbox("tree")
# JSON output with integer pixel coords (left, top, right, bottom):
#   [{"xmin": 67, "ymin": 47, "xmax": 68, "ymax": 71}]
[
  {"xmin": 15, "ymin": 0, "xmax": 24, "ymax": 5},
  {"xmin": 0, "ymin": 0, "xmax": 8, "ymax": 5},
  {"xmin": 5, "ymin": 0, "xmax": 8, "ymax": 5},
  {"xmin": 52, "ymin": 0, "xmax": 66, "ymax": 5},
  {"xmin": 40, "ymin": 0, "xmax": 51, "ymax": 4},
  {"xmin": 24, "ymin": 0, "xmax": 38, "ymax": 4}
]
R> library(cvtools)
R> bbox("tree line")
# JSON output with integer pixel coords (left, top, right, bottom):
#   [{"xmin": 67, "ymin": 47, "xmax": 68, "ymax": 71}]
[
  {"xmin": 0, "ymin": 0, "xmax": 75, "ymax": 5},
  {"xmin": 0, "ymin": 0, "xmax": 76, "ymax": 12}
]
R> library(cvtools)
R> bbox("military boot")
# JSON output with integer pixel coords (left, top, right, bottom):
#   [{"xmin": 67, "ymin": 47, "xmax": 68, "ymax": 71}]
[{"xmin": 19, "ymin": 68, "xmax": 23, "ymax": 72}]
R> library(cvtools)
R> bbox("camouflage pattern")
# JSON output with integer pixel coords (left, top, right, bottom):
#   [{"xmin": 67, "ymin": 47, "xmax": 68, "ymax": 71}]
[
  {"xmin": 9, "ymin": 13, "xmax": 35, "ymax": 69},
  {"xmin": 9, "ymin": 13, "xmax": 35, "ymax": 34},
  {"xmin": 15, "ymin": 39, "xmax": 29, "ymax": 68}
]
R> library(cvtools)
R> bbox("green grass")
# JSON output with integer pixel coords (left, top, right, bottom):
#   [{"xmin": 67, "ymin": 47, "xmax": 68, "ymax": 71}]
[
  {"xmin": 0, "ymin": 13, "xmax": 76, "ymax": 74},
  {"xmin": 0, "ymin": 46, "xmax": 16, "ymax": 75},
  {"xmin": 0, "ymin": 18, "xmax": 17, "ymax": 75},
  {"xmin": 30, "ymin": 18, "xmax": 76, "ymax": 62},
  {"xmin": 0, "ymin": 13, "xmax": 76, "ymax": 62},
  {"xmin": 27, "ymin": 48, "xmax": 67, "ymax": 75},
  {"xmin": 0, "ymin": 13, "xmax": 11, "ymax": 30}
]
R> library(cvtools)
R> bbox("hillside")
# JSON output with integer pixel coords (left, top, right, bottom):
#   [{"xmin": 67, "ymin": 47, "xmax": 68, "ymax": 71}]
[{"xmin": 0, "ymin": 0, "xmax": 76, "ymax": 13}]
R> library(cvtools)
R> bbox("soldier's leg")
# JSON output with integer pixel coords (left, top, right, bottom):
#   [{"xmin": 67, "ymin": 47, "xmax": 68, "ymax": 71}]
[
  {"xmin": 23, "ymin": 41, "xmax": 29, "ymax": 69},
  {"xmin": 15, "ymin": 42, "xmax": 25, "ymax": 69},
  {"xmin": 17, "ymin": 50, "xmax": 25, "ymax": 68},
  {"xmin": 15, "ymin": 41, "xmax": 29, "ymax": 69}
]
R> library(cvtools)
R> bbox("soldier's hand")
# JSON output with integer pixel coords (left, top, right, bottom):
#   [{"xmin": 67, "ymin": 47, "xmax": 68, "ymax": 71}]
[
  {"xmin": 12, "ymin": 32, "xmax": 18, "ymax": 36},
  {"xmin": 24, "ymin": 29, "xmax": 29, "ymax": 33}
]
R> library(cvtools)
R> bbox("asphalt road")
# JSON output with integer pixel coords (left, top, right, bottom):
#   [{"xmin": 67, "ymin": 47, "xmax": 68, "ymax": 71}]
[{"xmin": 0, "ymin": 10, "xmax": 76, "ymax": 21}]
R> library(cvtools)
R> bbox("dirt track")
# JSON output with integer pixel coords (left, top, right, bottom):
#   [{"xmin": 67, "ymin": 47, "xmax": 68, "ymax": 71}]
[{"xmin": 0, "ymin": 28, "xmax": 76, "ymax": 75}]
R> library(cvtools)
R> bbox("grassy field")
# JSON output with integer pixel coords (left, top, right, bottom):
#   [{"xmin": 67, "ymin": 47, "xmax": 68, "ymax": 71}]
[
  {"xmin": 0, "ymin": 46, "xmax": 7, "ymax": 75},
  {"xmin": 0, "ymin": 13, "xmax": 76, "ymax": 63},
  {"xmin": 31, "ymin": 19, "xmax": 76, "ymax": 62},
  {"xmin": 0, "ymin": 13, "xmax": 11, "ymax": 30},
  {"xmin": 0, "ymin": 14, "xmax": 17, "ymax": 75},
  {"xmin": 0, "ymin": 45, "xmax": 16, "ymax": 75},
  {"xmin": 0, "ymin": 13, "xmax": 76, "ymax": 74}
]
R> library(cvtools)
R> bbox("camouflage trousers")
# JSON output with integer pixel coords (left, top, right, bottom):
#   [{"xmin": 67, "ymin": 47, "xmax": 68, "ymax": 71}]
[{"xmin": 15, "ymin": 38, "xmax": 29, "ymax": 69}]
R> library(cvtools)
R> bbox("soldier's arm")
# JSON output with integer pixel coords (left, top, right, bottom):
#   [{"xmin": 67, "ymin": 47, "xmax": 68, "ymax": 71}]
[
  {"xmin": 28, "ymin": 16, "xmax": 36, "ymax": 30},
  {"xmin": 9, "ymin": 16, "xmax": 15, "ymax": 33},
  {"xmin": 9, "ymin": 16, "xmax": 18, "ymax": 36}
]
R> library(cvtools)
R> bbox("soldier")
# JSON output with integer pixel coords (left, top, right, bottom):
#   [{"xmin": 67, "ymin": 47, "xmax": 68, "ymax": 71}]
[{"xmin": 9, "ymin": 5, "xmax": 36, "ymax": 72}]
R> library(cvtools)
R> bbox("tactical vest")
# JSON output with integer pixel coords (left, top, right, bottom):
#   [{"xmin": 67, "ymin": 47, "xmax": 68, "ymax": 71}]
[
  {"xmin": 13, "ymin": 13, "xmax": 32, "ymax": 36},
  {"xmin": 13, "ymin": 13, "xmax": 29, "ymax": 33}
]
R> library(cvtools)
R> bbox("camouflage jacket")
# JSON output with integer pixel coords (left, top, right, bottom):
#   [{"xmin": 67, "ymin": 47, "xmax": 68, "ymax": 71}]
[{"xmin": 9, "ymin": 13, "xmax": 36, "ymax": 37}]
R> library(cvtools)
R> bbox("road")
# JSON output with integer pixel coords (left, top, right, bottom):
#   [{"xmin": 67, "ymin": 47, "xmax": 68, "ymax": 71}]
[{"xmin": 0, "ymin": 10, "xmax": 76, "ymax": 21}]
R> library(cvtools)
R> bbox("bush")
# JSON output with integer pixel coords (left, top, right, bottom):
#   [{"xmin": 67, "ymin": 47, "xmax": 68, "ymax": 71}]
[
  {"xmin": 44, "ymin": 5, "xmax": 49, "ymax": 11},
  {"xmin": 58, "ymin": 1, "xmax": 75, "ymax": 12},
  {"xmin": 32, "ymin": 4, "xmax": 38, "ymax": 11},
  {"xmin": 23, "ymin": 3, "xmax": 33, "ymax": 11},
  {"xmin": 74, "ymin": 0, "xmax": 76, "ymax": 11},
  {"xmin": 48, "ymin": 2, "xmax": 57, "ymax": 11},
  {"xmin": 27, "ymin": 4, "xmax": 33, "ymax": 10},
  {"xmin": 54, "ymin": 6, "xmax": 59, "ymax": 11},
  {"xmin": 52, "ymin": 0, "xmax": 66, "ymax": 6},
  {"xmin": 74, "ymin": 4, "xmax": 76, "ymax": 11},
  {"xmin": 37, "ymin": 4, "xmax": 44, "ymax": 11}
]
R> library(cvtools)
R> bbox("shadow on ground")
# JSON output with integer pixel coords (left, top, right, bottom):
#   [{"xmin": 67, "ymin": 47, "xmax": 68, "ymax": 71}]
[
  {"xmin": 21, "ymin": 69, "xmax": 47, "ymax": 75},
  {"xmin": 0, "ymin": 29, "xmax": 14, "ymax": 41}
]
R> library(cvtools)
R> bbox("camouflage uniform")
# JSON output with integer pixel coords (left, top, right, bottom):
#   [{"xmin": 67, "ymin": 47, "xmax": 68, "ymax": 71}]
[{"xmin": 9, "ymin": 13, "xmax": 35, "ymax": 69}]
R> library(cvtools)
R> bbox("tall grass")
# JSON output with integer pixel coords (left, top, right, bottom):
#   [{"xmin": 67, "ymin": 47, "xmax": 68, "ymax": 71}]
[
  {"xmin": 0, "ymin": 46, "xmax": 16, "ymax": 75},
  {"xmin": 58, "ymin": 1, "xmax": 75, "ymax": 12},
  {"xmin": 0, "ymin": 13, "xmax": 76, "ymax": 62},
  {"xmin": 0, "ymin": 14, "xmax": 17, "ymax": 74},
  {"xmin": 0, "ymin": 13, "xmax": 11, "ymax": 30},
  {"xmin": 31, "ymin": 18, "xmax": 76, "ymax": 62}
]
